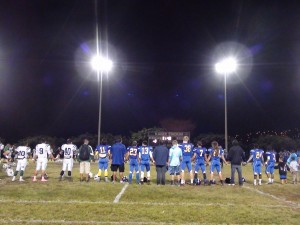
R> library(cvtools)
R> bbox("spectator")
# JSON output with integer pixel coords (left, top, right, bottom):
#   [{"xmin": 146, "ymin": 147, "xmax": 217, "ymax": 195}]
[
  {"xmin": 78, "ymin": 139, "xmax": 94, "ymax": 182},
  {"xmin": 275, "ymin": 156, "xmax": 288, "ymax": 184},
  {"xmin": 168, "ymin": 140, "xmax": 182, "ymax": 186},
  {"xmin": 227, "ymin": 140, "xmax": 246, "ymax": 186},
  {"xmin": 153, "ymin": 140, "xmax": 169, "ymax": 185},
  {"xmin": 289, "ymin": 156, "xmax": 299, "ymax": 184},
  {"xmin": 287, "ymin": 150, "xmax": 298, "ymax": 166},
  {"xmin": 110, "ymin": 137, "xmax": 128, "ymax": 183},
  {"xmin": 0, "ymin": 141, "xmax": 4, "ymax": 159}
]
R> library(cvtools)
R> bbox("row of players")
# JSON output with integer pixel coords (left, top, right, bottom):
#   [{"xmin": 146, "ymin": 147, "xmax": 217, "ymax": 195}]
[{"xmin": 7, "ymin": 137, "xmax": 299, "ymax": 185}]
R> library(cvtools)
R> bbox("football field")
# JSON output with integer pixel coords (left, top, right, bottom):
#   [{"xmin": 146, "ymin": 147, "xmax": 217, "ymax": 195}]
[{"xmin": 0, "ymin": 161, "xmax": 299, "ymax": 225}]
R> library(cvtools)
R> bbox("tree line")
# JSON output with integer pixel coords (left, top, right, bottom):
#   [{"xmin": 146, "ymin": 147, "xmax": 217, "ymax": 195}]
[{"xmin": 2, "ymin": 127, "xmax": 299, "ymax": 154}]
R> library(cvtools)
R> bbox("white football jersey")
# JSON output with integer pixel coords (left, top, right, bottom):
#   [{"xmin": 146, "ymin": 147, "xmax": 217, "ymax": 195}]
[
  {"xmin": 35, "ymin": 143, "xmax": 51, "ymax": 159},
  {"xmin": 61, "ymin": 144, "xmax": 77, "ymax": 159},
  {"xmin": 15, "ymin": 146, "xmax": 31, "ymax": 159}
]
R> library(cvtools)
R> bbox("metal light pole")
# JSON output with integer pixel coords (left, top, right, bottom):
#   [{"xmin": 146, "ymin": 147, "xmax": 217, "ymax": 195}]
[
  {"xmin": 215, "ymin": 57, "xmax": 237, "ymax": 152},
  {"xmin": 91, "ymin": 55, "xmax": 113, "ymax": 145}
]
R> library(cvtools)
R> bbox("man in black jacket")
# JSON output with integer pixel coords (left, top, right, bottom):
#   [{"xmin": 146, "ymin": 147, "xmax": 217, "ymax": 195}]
[
  {"xmin": 153, "ymin": 140, "xmax": 169, "ymax": 185},
  {"xmin": 227, "ymin": 140, "xmax": 246, "ymax": 186}
]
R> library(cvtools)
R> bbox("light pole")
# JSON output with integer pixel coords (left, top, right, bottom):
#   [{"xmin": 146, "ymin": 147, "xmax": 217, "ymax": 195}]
[
  {"xmin": 215, "ymin": 57, "xmax": 237, "ymax": 152},
  {"xmin": 91, "ymin": 55, "xmax": 113, "ymax": 145}
]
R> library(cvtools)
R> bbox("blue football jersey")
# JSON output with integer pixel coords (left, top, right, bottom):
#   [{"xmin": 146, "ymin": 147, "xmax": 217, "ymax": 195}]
[
  {"xmin": 250, "ymin": 149, "xmax": 264, "ymax": 162},
  {"xmin": 193, "ymin": 147, "xmax": 207, "ymax": 161},
  {"xmin": 265, "ymin": 151, "xmax": 276, "ymax": 163},
  {"xmin": 95, "ymin": 145, "xmax": 111, "ymax": 158},
  {"xmin": 180, "ymin": 143, "xmax": 194, "ymax": 157},
  {"xmin": 210, "ymin": 147, "xmax": 224, "ymax": 161},
  {"xmin": 127, "ymin": 146, "xmax": 139, "ymax": 160},
  {"xmin": 138, "ymin": 146, "xmax": 153, "ymax": 161}
]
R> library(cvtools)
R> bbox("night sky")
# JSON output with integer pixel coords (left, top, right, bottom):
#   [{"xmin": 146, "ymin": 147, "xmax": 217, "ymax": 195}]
[{"xmin": 1, "ymin": 0, "xmax": 300, "ymax": 141}]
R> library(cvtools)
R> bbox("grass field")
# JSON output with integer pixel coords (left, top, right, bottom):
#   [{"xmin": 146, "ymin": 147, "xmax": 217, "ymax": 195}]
[{"xmin": 0, "ymin": 160, "xmax": 299, "ymax": 225}]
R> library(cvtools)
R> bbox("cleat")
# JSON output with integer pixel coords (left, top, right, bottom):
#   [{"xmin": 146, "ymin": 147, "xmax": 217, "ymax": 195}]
[
  {"xmin": 12, "ymin": 176, "xmax": 16, "ymax": 182},
  {"xmin": 59, "ymin": 176, "xmax": 63, "ymax": 181},
  {"xmin": 19, "ymin": 178, "xmax": 25, "ymax": 182},
  {"xmin": 41, "ymin": 178, "xmax": 48, "ymax": 182},
  {"xmin": 32, "ymin": 177, "xmax": 37, "ymax": 182},
  {"xmin": 105, "ymin": 177, "xmax": 108, "ymax": 182}
]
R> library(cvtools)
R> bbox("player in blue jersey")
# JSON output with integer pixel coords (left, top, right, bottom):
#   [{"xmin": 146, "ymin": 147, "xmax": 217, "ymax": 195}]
[
  {"xmin": 265, "ymin": 146, "xmax": 276, "ymax": 184},
  {"xmin": 138, "ymin": 141, "xmax": 154, "ymax": 184},
  {"xmin": 126, "ymin": 141, "xmax": 140, "ymax": 184},
  {"xmin": 95, "ymin": 139, "xmax": 111, "ymax": 182},
  {"xmin": 191, "ymin": 141, "xmax": 208, "ymax": 185},
  {"xmin": 246, "ymin": 144, "xmax": 264, "ymax": 185},
  {"xmin": 206, "ymin": 141, "xmax": 228, "ymax": 185},
  {"xmin": 179, "ymin": 136, "xmax": 194, "ymax": 185}
]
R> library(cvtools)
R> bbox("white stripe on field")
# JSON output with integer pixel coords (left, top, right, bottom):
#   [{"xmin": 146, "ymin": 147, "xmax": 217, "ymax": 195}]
[
  {"xmin": 0, "ymin": 198, "xmax": 298, "ymax": 209},
  {"xmin": 0, "ymin": 219, "xmax": 172, "ymax": 225},
  {"xmin": 243, "ymin": 185, "xmax": 300, "ymax": 207},
  {"xmin": 113, "ymin": 182, "xmax": 129, "ymax": 203}
]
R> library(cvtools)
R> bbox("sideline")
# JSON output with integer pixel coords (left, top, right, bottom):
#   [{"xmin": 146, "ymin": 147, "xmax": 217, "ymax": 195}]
[
  {"xmin": 243, "ymin": 185, "xmax": 300, "ymax": 208},
  {"xmin": 0, "ymin": 198, "xmax": 298, "ymax": 208},
  {"xmin": 113, "ymin": 183, "xmax": 129, "ymax": 203}
]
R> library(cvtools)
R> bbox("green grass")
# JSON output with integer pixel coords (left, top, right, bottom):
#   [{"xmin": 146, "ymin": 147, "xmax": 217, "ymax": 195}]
[{"xmin": 0, "ymin": 161, "xmax": 299, "ymax": 224}]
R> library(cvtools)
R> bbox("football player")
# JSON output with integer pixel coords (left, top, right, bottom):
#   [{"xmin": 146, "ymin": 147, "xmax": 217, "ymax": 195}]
[
  {"xmin": 12, "ymin": 143, "xmax": 31, "ymax": 182},
  {"xmin": 191, "ymin": 140, "xmax": 208, "ymax": 184},
  {"xmin": 95, "ymin": 139, "xmax": 111, "ymax": 182},
  {"xmin": 126, "ymin": 141, "xmax": 140, "ymax": 184},
  {"xmin": 138, "ymin": 141, "xmax": 153, "ymax": 184},
  {"xmin": 206, "ymin": 141, "xmax": 228, "ymax": 185},
  {"xmin": 179, "ymin": 136, "xmax": 194, "ymax": 185},
  {"xmin": 265, "ymin": 146, "xmax": 276, "ymax": 184},
  {"xmin": 32, "ymin": 139, "xmax": 54, "ymax": 182},
  {"xmin": 59, "ymin": 139, "xmax": 77, "ymax": 181},
  {"xmin": 246, "ymin": 144, "xmax": 264, "ymax": 185}
]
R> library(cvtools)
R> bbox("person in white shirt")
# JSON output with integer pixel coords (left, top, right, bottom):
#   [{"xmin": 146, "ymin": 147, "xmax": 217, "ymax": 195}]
[
  {"xmin": 168, "ymin": 140, "xmax": 182, "ymax": 186},
  {"xmin": 59, "ymin": 138, "xmax": 77, "ymax": 181},
  {"xmin": 32, "ymin": 139, "xmax": 54, "ymax": 182},
  {"xmin": 289, "ymin": 156, "xmax": 299, "ymax": 184},
  {"xmin": 12, "ymin": 143, "xmax": 31, "ymax": 182}
]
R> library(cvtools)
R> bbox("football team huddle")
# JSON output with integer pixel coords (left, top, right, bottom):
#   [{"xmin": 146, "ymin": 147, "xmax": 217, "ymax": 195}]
[{"xmin": 1, "ymin": 136, "xmax": 299, "ymax": 186}]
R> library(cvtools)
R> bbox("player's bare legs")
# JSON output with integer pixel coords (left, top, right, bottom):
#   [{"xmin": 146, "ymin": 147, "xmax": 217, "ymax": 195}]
[{"xmin": 119, "ymin": 172, "xmax": 124, "ymax": 182}]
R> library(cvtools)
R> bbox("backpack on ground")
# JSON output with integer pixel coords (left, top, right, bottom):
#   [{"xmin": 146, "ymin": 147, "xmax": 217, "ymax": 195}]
[{"xmin": 79, "ymin": 145, "xmax": 90, "ymax": 161}]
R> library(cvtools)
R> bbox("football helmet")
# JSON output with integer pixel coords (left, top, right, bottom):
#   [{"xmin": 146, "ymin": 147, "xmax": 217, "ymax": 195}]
[
  {"xmin": 6, "ymin": 168, "xmax": 14, "ymax": 177},
  {"xmin": 122, "ymin": 176, "xmax": 128, "ymax": 182}
]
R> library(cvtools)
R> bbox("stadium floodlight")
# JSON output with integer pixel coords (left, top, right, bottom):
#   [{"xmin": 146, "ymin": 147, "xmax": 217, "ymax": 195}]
[
  {"xmin": 91, "ymin": 55, "xmax": 113, "ymax": 72},
  {"xmin": 91, "ymin": 55, "xmax": 113, "ymax": 145},
  {"xmin": 215, "ymin": 57, "xmax": 237, "ymax": 75},
  {"xmin": 215, "ymin": 57, "xmax": 238, "ymax": 153}
]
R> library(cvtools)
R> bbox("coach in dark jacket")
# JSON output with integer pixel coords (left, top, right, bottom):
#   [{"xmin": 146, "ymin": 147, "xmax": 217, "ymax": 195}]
[
  {"xmin": 153, "ymin": 140, "xmax": 169, "ymax": 185},
  {"xmin": 227, "ymin": 140, "xmax": 246, "ymax": 186}
]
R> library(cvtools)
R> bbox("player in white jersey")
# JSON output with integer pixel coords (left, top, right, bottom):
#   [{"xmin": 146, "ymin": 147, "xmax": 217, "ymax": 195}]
[
  {"xmin": 12, "ymin": 143, "xmax": 31, "ymax": 182},
  {"xmin": 59, "ymin": 139, "xmax": 77, "ymax": 181},
  {"xmin": 32, "ymin": 139, "xmax": 54, "ymax": 182}
]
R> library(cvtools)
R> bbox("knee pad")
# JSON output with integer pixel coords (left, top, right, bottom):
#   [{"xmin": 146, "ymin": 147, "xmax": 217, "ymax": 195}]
[
  {"xmin": 68, "ymin": 171, "xmax": 71, "ymax": 176},
  {"xmin": 60, "ymin": 171, "xmax": 64, "ymax": 176},
  {"xmin": 259, "ymin": 174, "xmax": 262, "ymax": 179}
]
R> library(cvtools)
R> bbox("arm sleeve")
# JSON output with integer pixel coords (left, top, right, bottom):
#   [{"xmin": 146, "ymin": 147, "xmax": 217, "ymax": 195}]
[
  {"xmin": 242, "ymin": 151, "xmax": 246, "ymax": 162},
  {"xmin": 152, "ymin": 148, "xmax": 156, "ymax": 160}
]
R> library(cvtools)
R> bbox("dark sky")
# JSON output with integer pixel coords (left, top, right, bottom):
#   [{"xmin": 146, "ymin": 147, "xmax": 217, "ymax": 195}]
[{"xmin": 1, "ymin": 0, "xmax": 300, "ymax": 141}]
